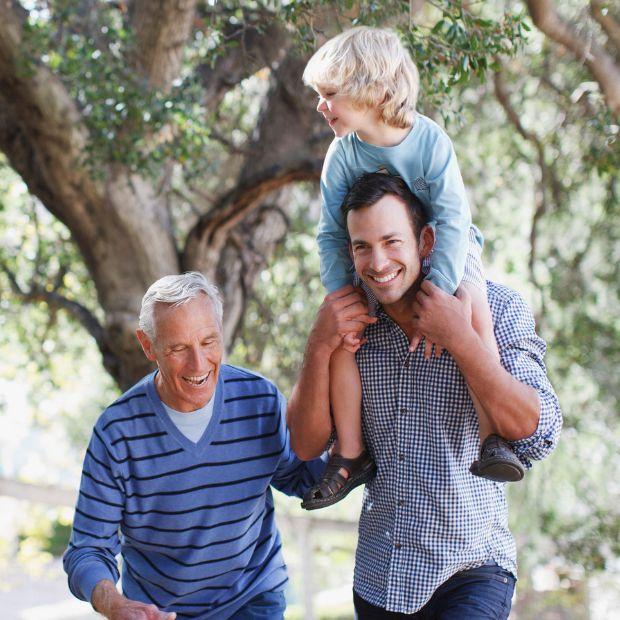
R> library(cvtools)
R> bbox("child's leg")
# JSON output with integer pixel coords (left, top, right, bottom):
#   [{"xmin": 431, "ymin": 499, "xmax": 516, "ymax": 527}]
[
  {"xmin": 463, "ymin": 281, "xmax": 524, "ymax": 482},
  {"xmin": 330, "ymin": 347, "xmax": 364, "ymax": 459},
  {"xmin": 462, "ymin": 281, "xmax": 499, "ymax": 443},
  {"xmin": 301, "ymin": 347, "xmax": 376, "ymax": 510}
]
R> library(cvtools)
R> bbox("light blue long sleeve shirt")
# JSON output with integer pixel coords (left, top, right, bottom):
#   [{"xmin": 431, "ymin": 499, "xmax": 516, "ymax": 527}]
[{"xmin": 318, "ymin": 113, "xmax": 477, "ymax": 295}]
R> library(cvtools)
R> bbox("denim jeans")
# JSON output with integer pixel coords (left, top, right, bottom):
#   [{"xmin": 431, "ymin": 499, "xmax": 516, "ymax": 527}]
[
  {"xmin": 354, "ymin": 562, "xmax": 516, "ymax": 619},
  {"xmin": 232, "ymin": 589, "xmax": 286, "ymax": 619}
]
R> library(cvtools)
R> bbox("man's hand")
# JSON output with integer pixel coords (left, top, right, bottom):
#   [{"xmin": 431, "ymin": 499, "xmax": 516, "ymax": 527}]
[
  {"xmin": 309, "ymin": 285, "xmax": 375, "ymax": 356},
  {"xmin": 92, "ymin": 580, "xmax": 176, "ymax": 620},
  {"xmin": 412, "ymin": 281, "xmax": 473, "ymax": 356}
]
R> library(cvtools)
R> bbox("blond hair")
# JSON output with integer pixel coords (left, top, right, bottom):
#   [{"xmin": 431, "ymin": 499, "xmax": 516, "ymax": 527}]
[{"xmin": 303, "ymin": 26, "xmax": 419, "ymax": 128}]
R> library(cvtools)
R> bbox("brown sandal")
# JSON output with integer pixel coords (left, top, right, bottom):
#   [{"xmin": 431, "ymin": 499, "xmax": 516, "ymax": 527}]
[{"xmin": 301, "ymin": 451, "xmax": 376, "ymax": 510}]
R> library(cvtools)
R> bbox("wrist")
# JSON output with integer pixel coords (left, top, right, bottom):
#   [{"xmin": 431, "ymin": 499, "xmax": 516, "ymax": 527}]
[
  {"xmin": 92, "ymin": 580, "xmax": 123, "ymax": 617},
  {"xmin": 307, "ymin": 333, "xmax": 338, "ymax": 362},
  {"xmin": 447, "ymin": 324, "xmax": 480, "ymax": 362}
]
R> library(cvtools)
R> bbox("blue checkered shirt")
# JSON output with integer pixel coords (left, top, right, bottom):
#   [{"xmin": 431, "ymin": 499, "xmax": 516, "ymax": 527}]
[{"xmin": 354, "ymin": 281, "xmax": 562, "ymax": 613}]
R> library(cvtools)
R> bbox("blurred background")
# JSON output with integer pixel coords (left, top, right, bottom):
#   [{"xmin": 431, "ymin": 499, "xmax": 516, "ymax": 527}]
[{"xmin": 0, "ymin": 1, "xmax": 618, "ymax": 618}]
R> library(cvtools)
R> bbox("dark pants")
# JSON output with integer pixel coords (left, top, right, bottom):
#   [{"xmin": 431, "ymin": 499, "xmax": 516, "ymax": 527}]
[
  {"xmin": 232, "ymin": 589, "xmax": 286, "ymax": 619},
  {"xmin": 354, "ymin": 563, "xmax": 515, "ymax": 620}
]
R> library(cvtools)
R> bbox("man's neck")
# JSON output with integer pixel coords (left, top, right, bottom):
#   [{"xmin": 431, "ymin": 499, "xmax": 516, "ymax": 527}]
[{"xmin": 382, "ymin": 280, "xmax": 421, "ymax": 339}]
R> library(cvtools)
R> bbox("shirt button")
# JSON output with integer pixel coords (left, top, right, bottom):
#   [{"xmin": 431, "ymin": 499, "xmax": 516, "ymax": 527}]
[
  {"xmin": 395, "ymin": 542, "xmax": 402, "ymax": 550},
  {"xmin": 398, "ymin": 499, "xmax": 405, "ymax": 507},
  {"xmin": 398, "ymin": 453, "xmax": 405, "ymax": 461},
  {"xmin": 404, "ymin": 359, "xmax": 410, "ymax": 368},
  {"xmin": 400, "ymin": 408, "xmax": 407, "ymax": 414}
]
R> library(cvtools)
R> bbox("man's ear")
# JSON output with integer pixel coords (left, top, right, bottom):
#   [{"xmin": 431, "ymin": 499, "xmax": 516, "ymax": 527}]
[
  {"xmin": 136, "ymin": 329, "xmax": 157, "ymax": 362},
  {"xmin": 418, "ymin": 225, "xmax": 435, "ymax": 259}
]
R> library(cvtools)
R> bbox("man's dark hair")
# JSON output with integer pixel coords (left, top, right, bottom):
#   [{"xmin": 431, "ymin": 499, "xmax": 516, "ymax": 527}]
[{"xmin": 341, "ymin": 172, "xmax": 429, "ymax": 237}]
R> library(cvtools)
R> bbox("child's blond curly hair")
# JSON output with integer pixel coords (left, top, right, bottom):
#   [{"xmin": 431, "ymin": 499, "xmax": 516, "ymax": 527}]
[{"xmin": 303, "ymin": 26, "xmax": 420, "ymax": 129}]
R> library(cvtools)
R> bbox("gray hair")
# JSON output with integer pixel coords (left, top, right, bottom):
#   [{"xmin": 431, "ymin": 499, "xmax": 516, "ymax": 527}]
[{"xmin": 138, "ymin": 272, "xmax": 223, "ymax": 339}]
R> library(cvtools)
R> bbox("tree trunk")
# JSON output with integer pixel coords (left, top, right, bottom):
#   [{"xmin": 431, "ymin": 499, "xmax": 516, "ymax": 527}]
[{"xmin": 0, "ymin": 1, "xmax": 329, "ymax": 391}]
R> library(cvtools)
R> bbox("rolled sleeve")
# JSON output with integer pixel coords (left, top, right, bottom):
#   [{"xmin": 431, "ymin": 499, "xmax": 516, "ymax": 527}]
[
  {"xmin": 494, "ymin": 289, "xmax": 563, "ymax": 468},
  {"xmin": 271, "ymin": 392, "xmax": 328, "ymax": 497}
]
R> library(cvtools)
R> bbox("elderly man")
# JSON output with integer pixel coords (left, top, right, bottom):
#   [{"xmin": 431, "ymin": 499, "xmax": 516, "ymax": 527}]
[
  {"xmin": 287, "ymin": 173, "xmax": 562, "ymax": 619},
  {"xmin": 64, "ymin": 272, "xmax": 325, "ymax": 620}
]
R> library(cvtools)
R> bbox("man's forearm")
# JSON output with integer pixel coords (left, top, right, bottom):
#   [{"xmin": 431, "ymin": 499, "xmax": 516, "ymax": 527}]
[
  {"xmin": 287, "ymin": 339, "xmax": 333, "ymax": 460},
  {"xmin": 91, "ymin": 579, "xmax": 123, "ymax": 617},
  {"xmin": 451, "ymin": 330, "xmax": 540, "ymax": 441}
]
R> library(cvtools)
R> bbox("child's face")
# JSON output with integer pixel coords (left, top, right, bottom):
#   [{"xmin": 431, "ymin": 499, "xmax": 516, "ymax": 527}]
[{"xmin": 314, "ymin": 85, "xmax": 379, "ymax": 138}]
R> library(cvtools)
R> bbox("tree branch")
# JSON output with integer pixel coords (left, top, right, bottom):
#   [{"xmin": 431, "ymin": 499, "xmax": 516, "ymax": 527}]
[
  {"xmin": 130, "ymin": 0, "xmax": 198, "ymax": 91},
  {"xmin": 182, "ymin": 159, "xmax": 322, "ymax": 276},
  {"xmin": 0, "ymin": 1, "xmax": 102, "ymax": 247},
  {"xmin": 493, "ymin": 69, "xmax": 553, "ymax": 323},
  {"xmin": 525, "ymin": 0, "xmax": 620, "ymax": 115},
  {"xmin": 197, "ymin": 12, "xmax": 290, "ymax": 110},
  {"xmin": 590, "ymin": 1, "xmax": 620, "ymax": 53},
  {"xmin": 1, "ymin": 262, "xmax": 104, "ymax": 344}
]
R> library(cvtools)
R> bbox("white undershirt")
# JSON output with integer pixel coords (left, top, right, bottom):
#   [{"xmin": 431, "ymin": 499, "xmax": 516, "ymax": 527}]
[{"xmin": 161, "ymin": 392, "xmax": 215, "ymax": 444}]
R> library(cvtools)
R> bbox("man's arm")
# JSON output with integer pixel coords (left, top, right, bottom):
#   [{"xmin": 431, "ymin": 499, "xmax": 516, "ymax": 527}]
[
  {"xmin": 63, "ymin": 423, "xmax": 175, "ymax": 620},
  {"xmin": 287, "ymin": 286, "xmax": 375, "ymax": 460},
  {"xmin": 412, "ymin": 281, "xmax": 562, "ymax": 461},
  {"xmin": 270, "ymin": 392, "xmax": 328, "ymax": 497}
]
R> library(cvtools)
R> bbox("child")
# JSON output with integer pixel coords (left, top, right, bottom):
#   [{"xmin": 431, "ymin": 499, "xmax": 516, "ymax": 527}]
[{"xmin": 300, "ymin": 27, "xmax": 525, "ymax": 511}]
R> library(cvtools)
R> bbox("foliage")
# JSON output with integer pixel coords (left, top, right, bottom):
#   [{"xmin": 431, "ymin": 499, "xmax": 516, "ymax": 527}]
[
  {"xmin": 13, "ymin": 0, "xmax": 530, "ymax": 174},
  {"xmin": 285, "ymin": 0, "xmax": 529, "ymax": 125},
  {"xmin": 0, "ymin": 0, "xmax": 618, "ymax": 615}
]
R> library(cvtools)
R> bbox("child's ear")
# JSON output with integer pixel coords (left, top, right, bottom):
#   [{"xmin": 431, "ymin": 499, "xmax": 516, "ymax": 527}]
[{"xmin": 418, "ymin": 225, "xmax": 435, "ymax": 258}]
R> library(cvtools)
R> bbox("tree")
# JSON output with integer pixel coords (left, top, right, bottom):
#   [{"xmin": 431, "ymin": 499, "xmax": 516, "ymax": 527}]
[
  {"xmin": 0, "ymin": 0, "xmax": 533, "ymax": 390},
  {"xmin": 525, "ymin": 0, "xmax": 620, "ymax": 115}
]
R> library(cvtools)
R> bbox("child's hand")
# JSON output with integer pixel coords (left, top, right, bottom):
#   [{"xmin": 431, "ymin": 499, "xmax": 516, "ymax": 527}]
[
  {"xmin": 409, "ymin": 330, "xmax": 423, "ymax": 352},
  {"xmin": 341, "ymin": 331, "xmax": 366, "ymax": 354},
  {"xmin": 412, "ymin": 281, "xmax": 473, "ymax": 354},
  {"xmin": 422, "ymin": 337, "xmax": 444, "ymax": 360},
  {"xmin": 409, "ymin": 327, "xmax": 443, "ymax": 358}
]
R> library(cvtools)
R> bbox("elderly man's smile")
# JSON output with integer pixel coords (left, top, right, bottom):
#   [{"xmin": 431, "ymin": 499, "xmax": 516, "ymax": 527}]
[{"xmin": 183, "ymin": 372, "xmax": 211, "ymax": 386}]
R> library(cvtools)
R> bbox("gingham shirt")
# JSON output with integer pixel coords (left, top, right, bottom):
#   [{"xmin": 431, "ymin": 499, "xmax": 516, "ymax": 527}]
[{"xmin": 354, "ymin": 281, "xmax": 562, "ymax": 613}]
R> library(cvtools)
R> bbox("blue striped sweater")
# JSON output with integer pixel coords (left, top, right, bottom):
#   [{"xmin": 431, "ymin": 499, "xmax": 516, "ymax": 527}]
[{"xmin": 63, "ymin": 365, "xmax": 325, "ymax": 619}]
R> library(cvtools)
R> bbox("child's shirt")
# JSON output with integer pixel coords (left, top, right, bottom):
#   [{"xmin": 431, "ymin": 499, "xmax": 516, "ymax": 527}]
[{"xmin": 319, "ymin": 113, "xmax": 479, "ymax": 294}]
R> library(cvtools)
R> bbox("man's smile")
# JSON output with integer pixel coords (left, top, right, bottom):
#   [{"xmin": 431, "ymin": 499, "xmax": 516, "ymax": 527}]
[
  {"xmin": 368, "ymin": 268, "xmax": 402, "ymax": 285},
  {"xmin": 182, "ymin": 372, "xmax": 211, "ymax": 386}
]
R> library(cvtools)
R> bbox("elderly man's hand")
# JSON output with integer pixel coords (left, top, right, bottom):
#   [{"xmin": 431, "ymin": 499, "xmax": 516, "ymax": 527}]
[
  {"xmin": 92, "ymin": 580, "xmax": 176, "ymax": 620},
  {"xmin": 412, "ymin": 281, "xmax": 473, "ymax": 357},
  {"xmin": 309, "ymin": 285, "xmax": 376, "ymax": 356},
  {"xmin": 108, "ymin": 600, "xmax": 176, "ymax": 620}
]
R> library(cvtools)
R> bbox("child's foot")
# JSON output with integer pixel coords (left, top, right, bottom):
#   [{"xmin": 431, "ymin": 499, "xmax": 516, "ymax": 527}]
[
  {"xmin": 301, "ymin": 451, "xmax": 376, "ymax": 510},
  {"xmin": 470, "ymin": 434, "xmax": 525, "ymax": 482}
]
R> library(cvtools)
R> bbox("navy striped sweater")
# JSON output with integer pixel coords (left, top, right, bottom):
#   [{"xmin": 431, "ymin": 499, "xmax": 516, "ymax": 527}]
[{"xmin": 63, "ymin": 365, "xmax": 325, "ymax": 619}]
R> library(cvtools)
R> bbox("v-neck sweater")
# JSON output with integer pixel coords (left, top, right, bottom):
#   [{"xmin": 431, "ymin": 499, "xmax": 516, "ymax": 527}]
[{"xmin": 64, "ymin": 365, "xmax": 326, "ymax": 619}]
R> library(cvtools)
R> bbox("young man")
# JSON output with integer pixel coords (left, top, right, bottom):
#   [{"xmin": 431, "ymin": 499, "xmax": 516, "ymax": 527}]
[{"xmin": 287, "ymin": 173, "xmax": 562, "ymax": 618}]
